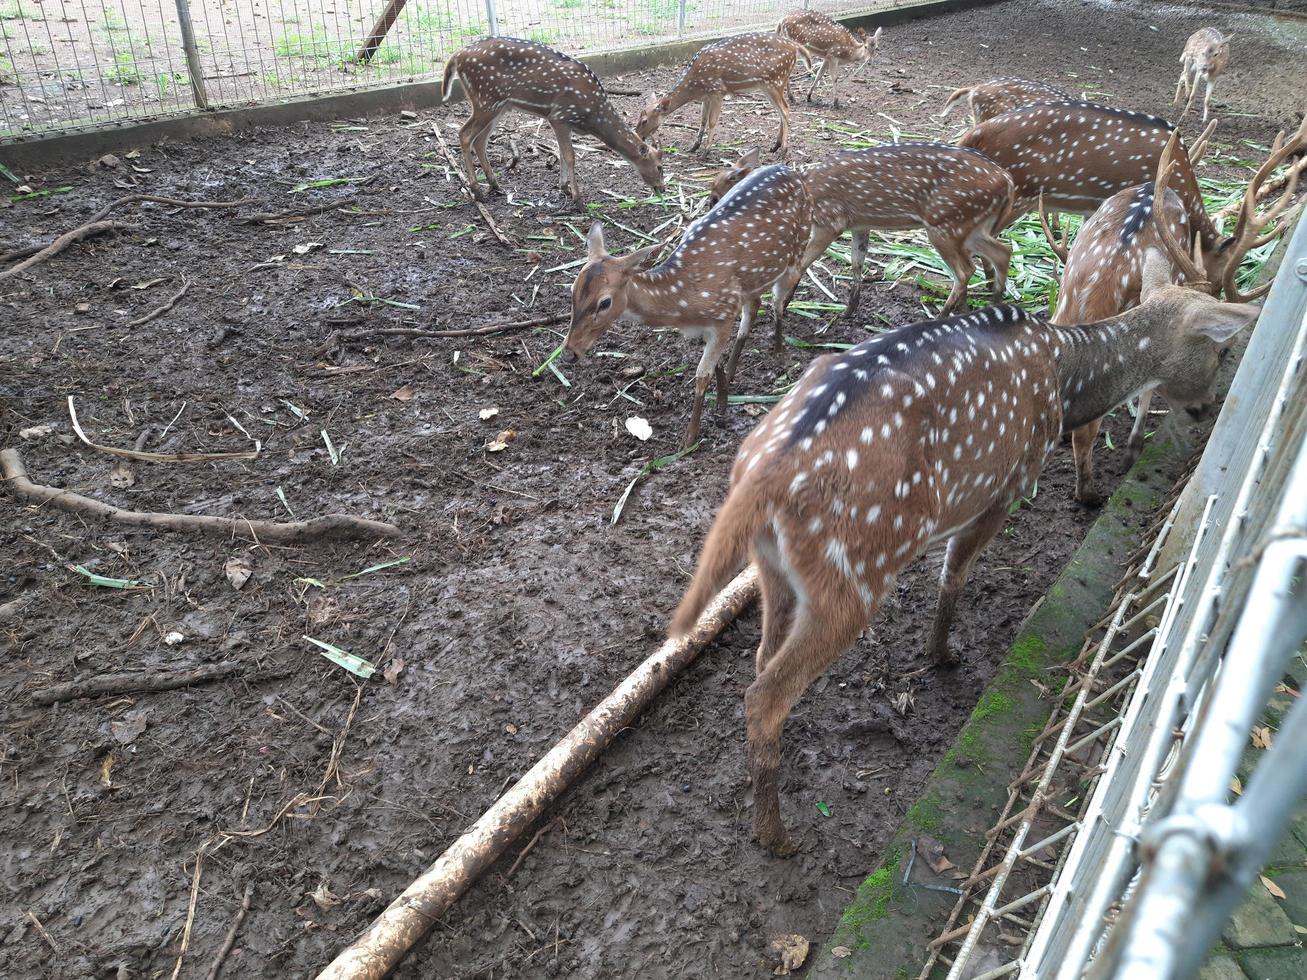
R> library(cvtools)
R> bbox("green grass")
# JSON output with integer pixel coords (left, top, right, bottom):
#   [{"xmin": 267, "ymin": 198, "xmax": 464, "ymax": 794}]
[
  {"xmin": 275, "ymin": 30, "xmax": 355, "ymax": 64},
  {"xmin": 106, "ymin": 50, "xmax": 141, "ymax": 86},
  {"xmin": 0, "ymin": 1, "xmax": 34, "ymax": 20}
]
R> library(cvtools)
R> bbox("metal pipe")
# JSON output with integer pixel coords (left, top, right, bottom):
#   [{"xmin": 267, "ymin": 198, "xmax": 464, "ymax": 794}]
[
  {"xmin": 677, "ymin": 0, "xmax": 687, "ymax": 37},
  {"xmin": 173, "ymin": 0, "xmax": 209, "ymax": 110},
  {"xmin": 485, "ymin": 0, "xmax": 499, "ymax": 37}
]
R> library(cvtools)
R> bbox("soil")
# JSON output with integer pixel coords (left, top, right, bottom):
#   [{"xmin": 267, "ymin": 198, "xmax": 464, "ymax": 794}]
[{"xmin": 2, "ymin": 1, "xmax": 1303, "ymax": 978}]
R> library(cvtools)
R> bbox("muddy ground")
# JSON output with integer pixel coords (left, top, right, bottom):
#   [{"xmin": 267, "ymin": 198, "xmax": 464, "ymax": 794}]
[{"xmin": 2, "ymin": 1, "xmax": 1303, "ymax": 977}]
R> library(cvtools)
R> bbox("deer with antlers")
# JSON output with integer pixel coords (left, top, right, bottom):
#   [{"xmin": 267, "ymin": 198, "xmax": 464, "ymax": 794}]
[
  {"xmin": 441, "ymin": 38, "xmax": 664, "ymax": 202},
  {"xmin": 1175, "ymin": 27, "xmax": 1230, "ymax": 122},
  {"xmin": 708, "ymin": 143, "xmax": 1015, "ymax": 328},
  {"xmin": 940, "ymin": 77, "xmax": 1072, "ymax": 126},
  {"xmin": 669, "ymin": 264, "xmax": 1259, "ymax": 855},
  {"xmin": 1045, "ymin": 115, "xmax": 1304, "ymax": 504},
  {"xmin": 563, "ymin": 164, "xmax": 812, "ymax": 447},
  {"xmin": 635, "ymin": 32, "xmax": 802, "ymax": 155},
  {"xmin": 777, "ymin": 11, "xmax": 882, "ymax": 109}
]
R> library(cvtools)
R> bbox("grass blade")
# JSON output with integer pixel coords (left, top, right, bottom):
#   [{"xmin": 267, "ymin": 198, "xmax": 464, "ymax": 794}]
[{"xmin": 303, "ymin": 635, "xmax": 376, "ymax": 679}]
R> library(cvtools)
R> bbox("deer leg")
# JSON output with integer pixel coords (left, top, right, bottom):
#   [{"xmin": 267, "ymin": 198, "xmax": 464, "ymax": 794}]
[
  {"xmin": 828, "ymin": 61, "xmax": 844, "ymax": 109},
  {"xmin": 1182, "ymin": 71, "xmax": 1201, "ymax": 120},
  {"xmin": 686, "ymin": 325, "xmax": 731, "ymax": 447},
  {"xmin": 975, "ymin": 233, "xmax": 1012, "ymax": 301},
  {"xmin": 1071, "ymin": 419, "xmax": 1103, "ymax": 506},
  {"xmin": 805, "ymin": 60, "xmax": 827, "ymax": 103},
  {"xmin": 1174, "ymin": 70, "xmax": 1187, "ymax": 106},
  {"xmin": 846, "ymin": 228, "xmax": 870, "ymax": 316},
  {"xmin": 726, "ymin": 295, "xmax": 762, "ymax": 383},
  {"xmin": 929, "ymin": 230, "xmax": 976, "ymax": 315},
  {"xmin": 763, "ymin": 86, "xmax": 791, "ymax": 153},
  {"xmin": 751, "ymin": 534, "xmax": 797, "ymax": 676},
  {"xmin": 925, "ymin": 500, "xmax": 1011, "ymax": 665},
  {"xmin": 689, "ymin": 100, "xmax": 710, "ymax": 153},
  {"xmin": 459, "ymin": 110, "xmax": 495, "ymax": 200},
  {"xmin": 703, "ymin": 98, "xmax": 726, "ymax": 156},
  {"xmin": 746, "ymin": 588, "xmax": 871, "ymax": 855},
  {"xmin": 1202, "ymin": 78, "xmax": 1214, "ymax": 121},
  {"xmin": 549, "ymin": 121, "xmax": 581, "ymax": 203},
  {"xmin": 1125, "ymin": 388, "xmax": 1154, "ymax": 465}
]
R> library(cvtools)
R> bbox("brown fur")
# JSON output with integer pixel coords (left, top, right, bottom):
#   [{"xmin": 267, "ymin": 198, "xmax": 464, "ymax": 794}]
[
  {"xmin": 940, "ymin": 77, "xmax": 1072, "ymax": 126},
  {"xmin": 777, "ymin": 11, "xmax": 882, "ymax": 108}
]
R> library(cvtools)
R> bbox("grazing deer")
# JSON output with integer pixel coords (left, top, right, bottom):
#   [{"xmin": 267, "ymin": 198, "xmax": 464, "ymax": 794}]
[
  {"xmin": 777, "ymin": 11, "xmax": 882, "ymax": 109},
  {"xmin": 1175, "ymin": 27, "xmax": 1230, "ymax": 122},
  {"xmin": 669, "ymin": 261, "xmax": 1259, "ymax": 855},
  {"xmin": 709, "ymin": 143, "xmax": 1015, "ymax": 326},
  {"xmin": 1050, "ymin": 117, "xmax": 1305, "ymax": 504},
  {"xmin": 940, "ymin": 76, "xmax": 1072, "ymax": 126},
  {"xmin": 563, "ymin": 164, "xmax": 812, "ymax": 447},
  {"xmin": 441, "ymin": 38, "xmax": 664, "ymax": 202},
  {"xmin": 635, "ymin": 32, "xmax": 801, "ymax": 155}
]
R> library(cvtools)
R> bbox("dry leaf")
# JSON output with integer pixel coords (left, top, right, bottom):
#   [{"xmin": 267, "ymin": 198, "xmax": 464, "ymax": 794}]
[
  {"xmin": 1294, "ymin": 925, "xmax": 1307, "ymax": 935},
  {"xmin": 110, "ymin": 708, "xmax": 150, "ymax": 745},
  {"xmin": 487, "ymin": 429, "xmax": 517, "ymax": 452},
  {"xmin": 109, "ymin": 460, "xmax": 135, "ymax": 489},
  {"xmin": 478, "ymin": 406, "xmax": 499, "ymax": 420},
  {"xmin": 310, "ymin": 882, "xmax": 341, "ymax": 910},
  {"xmin": 131, "ymin": 277, "xmax": 166, "ymax": 290},
  {"xmin": 225, "ymin": 555, "xmax": 253, "ymax": 590},
  {"xmin": 163, "ymin": 631, "xmax": 185, "ymax": 646},
  {"xmin": 390, "ymin": 383, "xmax": 416, "ymax": 402},
  {"xmin": 624, "ymin": 416, "xmax": 653, "ymax": 441},
  {"xmin": 831, "ymin": 946, "xmax": 851, "ymax": 959},
  {"xmin": 1261, "ymin": 875, "xmax": 1286, "ymax": 900},
  {"xmin": 1251, "ymin": 725, "xmax": 1274, "ymax": 749},
  {"xmin": 19, "ymin": 424, "xmax": 55, "ymax": 440},
  {"xmin": 292, "ymin": 242, "xmax": 324, "ymax": 255},
  {"xmin": 769, "ymin": 934, "xmax": 809, "ymax": 975},
  {"xmin": 98, "ymin": 153, "xmax": 120, "ymax": 169},
  {"xmin": 383, "ymin": 657, "xmax": 406, "ymax": 685},
  {"xmin": 918, "ymin": 835, "xmax": 955, "ymax": 875},
  {"xmin": 505, "ymin": 723, "xmax": 518, "ymax": 735},
  {"xmin": 125, "ymin": 149, "xmax": 141, "ymax": 159},
  {"xmin": 99, "ymin": 753, "xmax": 114, "ymax": 787},
  {"xmin": 1230, "ymin": 775, "xmax": 1243, "ymax": 796}
]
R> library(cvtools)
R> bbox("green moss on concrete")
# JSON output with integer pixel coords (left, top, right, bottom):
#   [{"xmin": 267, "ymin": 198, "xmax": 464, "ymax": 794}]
[
  {"xmin": 1009, "ymin": 633, "xmax": 1047, "ymax": 673},
  {"xmin": 972, "ymin": 691, "xmax": 1016, "ymax": 722},
  {"xmin": 836, "ymin": 848, "xmax": 902, "ymax": 943},
  {"xmin": 907, "ymin": 797, "xmax": 944, "ymax": 835}
]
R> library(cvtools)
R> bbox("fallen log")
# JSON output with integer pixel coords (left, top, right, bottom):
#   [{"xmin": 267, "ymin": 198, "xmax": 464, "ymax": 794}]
[
  {"xmin": 315, "ymin": 566, "xmax": 758, "ymax": 980},
  {"xmin": 1, "ymin": 447, "xmax": 400, "ymax": 543}
]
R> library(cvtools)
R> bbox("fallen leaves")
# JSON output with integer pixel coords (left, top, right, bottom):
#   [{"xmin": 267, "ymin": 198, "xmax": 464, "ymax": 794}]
[
  {"xmin": 918, "ymin": 835, "xmax": 955, "ymax": 875},
  {"xmin": 390, "ymin": 383, "xmax": 416, "ymax": 402},
  {"xmin": 478, "ymin": 406, "xmax": 499, "ymax": 420},
  {"xmin": 109, "ymin": 459, "xmax": 135, "ymax": 489},
  {"xmin": 1261, "ymin": 875, "xmax": 1286, "ymax": 900},
  {"xmin": 831, "ymin": 945, "xmax": 852, "ymax": 959},
  {"xmin": 383, "ymin": 658, "xmax": 406, "ymax": 685},
  {"xmin": 624, "ymin": 416, "xmax": 653, "ymax": 441},
  {"xmin": 110, "ymin": 708, "xmax": 150, "ymax": 745},
  {"xmin": 225, "ymin": 555, "xmax": 253, "ymax": 591},
  {"xmin": 487, "ymin": 429, "xmax": 517, "ymax": 452},
  {"xmin": 310, "ymin": 882, "xmax": 341, "ymax": 910},
  {"xmin": 1251, "ymin": 725, "xmax": 1274, "ymax": 749},
  {"xmin": 768, "ymin": 934, "xmax": 809, "ymax": 975}
]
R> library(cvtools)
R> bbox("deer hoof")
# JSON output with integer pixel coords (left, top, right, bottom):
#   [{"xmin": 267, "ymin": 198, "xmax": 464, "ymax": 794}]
[
  {"xmin": 757, "ymin": 829, "xmax": 800, "ymax": 858},
  {"xmin": 929, "ymin": 641, "xmax": 962, "ymax": 668},
  {"xmin": 1075, "ymin": 490, "xmax": 1104, "ymax": 509}
]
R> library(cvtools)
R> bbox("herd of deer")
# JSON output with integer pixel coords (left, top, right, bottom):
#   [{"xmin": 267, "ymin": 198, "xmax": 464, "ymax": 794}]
[{"xmin": 442, "ymin": 14, "xmax": 1305, "ymax": 855}]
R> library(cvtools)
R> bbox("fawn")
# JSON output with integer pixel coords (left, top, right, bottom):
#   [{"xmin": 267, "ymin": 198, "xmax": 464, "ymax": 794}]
[
  {"xmin": 1051, "ymin": 117, "xmax": 1304, "ymax": 504},
  {"xmin": 441, "ymin": 38, "xmax": 664, "ymax": 203},
  {"xmin": 669, "ymin": 257, "xmax": 1259, "ymax": 855},
  {"xmin": 1176, "ymin": 28, "xmax": 1230, "ymax": 122},
  {"xmin": 635, "ymin": 32, "xmax": 801, "ymax": 155},
  {"xmin": 940, "ymin": 76, "xmax": 1072, "ymax": 126},
  {"xmin": 709, "ymin": 143, "xmax": 1015, "ymax": 325},
  {"xmin": 563, "ymin": 164, "xmax": 812, "ymax": 447},
  {"xmin": 777, "ymin": 11, "xmax": 882, "ymax": 109}
]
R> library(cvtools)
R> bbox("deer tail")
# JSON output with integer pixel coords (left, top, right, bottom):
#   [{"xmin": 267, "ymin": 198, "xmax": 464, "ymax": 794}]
[
  {"xmin": 993, "ymin": 170, "xmax": 1018, "ymax": 236},
  {"xmin": 940, "ymin": 86, "xmax": 971, "ymax": 118},
  {"xmin": 441, "ymin": 54, "xmax": 461, "ymax": 104},
  {"xmin": 669, "ymin": 489, "xmax": 766, "ymax": 638}
]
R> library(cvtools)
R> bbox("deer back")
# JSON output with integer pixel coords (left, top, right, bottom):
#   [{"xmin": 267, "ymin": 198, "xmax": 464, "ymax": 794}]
[
  {"xmin": 677, "ymin": 32, "xmax": 800, "ymax": 96},
  {"xmin": 1053, "ymin": 183, "xmax": 1190, "ymax": 324},
  {"xmin": 778, "ymin": 11, "xmax": 869, "ymax": 60},
  {"xmin": 957, "ymin": 77, "xmax": 1074, "ymax": 124}
]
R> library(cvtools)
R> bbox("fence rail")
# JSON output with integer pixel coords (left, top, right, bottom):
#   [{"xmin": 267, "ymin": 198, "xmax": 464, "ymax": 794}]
[{"xmin": 0, "ymin": 0, "xmax": 898, "ymax": 140}]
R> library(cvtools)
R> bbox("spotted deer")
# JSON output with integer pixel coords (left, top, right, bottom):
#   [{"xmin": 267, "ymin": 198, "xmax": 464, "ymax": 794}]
[
  {"xmin": 708, "ymin": 143, "xmax": 1015, "ymax": 327},
  {"xmin": 940, "ymin": 76, "xmax": 1072, "ymax": 126},
  {"xmin": 634, "ymin": 32, "xmax": 801, "ymax": 155},
  {"xmin": 1175, "ymin": 27, "xmax": 1230, "ymax": 122},
  {"xmin": 563, "ymin": 164, "xmax": 812, "ymax": 447},
  {"xmin": 1050, "ymin": 117, "xmax": 1305, "ymax": 504},
  {"xmin": 441, "ymin": 38, "xmax": 664, "ymax": 202},
  {"xmin": 668, "ymin": 262, "xmax": 1259, "ymax": 855},
  {"xmin": 777, "ymin": 11, "xmax": 881, "ymax": 109}
]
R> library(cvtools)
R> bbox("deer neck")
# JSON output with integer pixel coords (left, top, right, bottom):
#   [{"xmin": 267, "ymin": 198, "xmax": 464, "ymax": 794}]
[
  {"xmin": 587, "ymin": 110, "xmax": 646, "ymax": 166},
  {"xmin": 1170, "ymin": 157, "xmax": 1222, "ymax": 248},
  {"xmin": 1053, "ymin": 311, "xmax": 1164, "ymax": 431}
]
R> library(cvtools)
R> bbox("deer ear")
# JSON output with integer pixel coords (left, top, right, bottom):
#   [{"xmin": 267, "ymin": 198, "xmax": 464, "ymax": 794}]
[
  {"xmin": 587, "ymin": 222, "xmax": 608, "ymax": 262},
  {"xmin": 1190, "ymin": 300, "xmax": 1259, "ymax": 344},
  {"xmin": 873, "ymin": 27, "xmax": 883, "ymax": 43},
  {"xmin": 619, "ymin": 241, "xmax": 665, "ymax": 272},
  {"xmin": 1140, "ymin": 248, "xmax": 1175, "ymax": 301},
  {"xmin": 739, "ymin": 146, "xmax": 763, "ymax": 168}
]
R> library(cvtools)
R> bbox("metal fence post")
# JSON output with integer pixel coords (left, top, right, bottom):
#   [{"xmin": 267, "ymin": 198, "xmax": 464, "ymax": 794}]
[
  {"xmin": 173, "ymin": 0, "xmax": 209, "ymax": 110},
  {"xmin": 485, "ymin": 0, "xmax": 499, "ymax": 36},
  {"xmin": 677, "ymin": 0, "xmax": 687, "ymax": 37}
]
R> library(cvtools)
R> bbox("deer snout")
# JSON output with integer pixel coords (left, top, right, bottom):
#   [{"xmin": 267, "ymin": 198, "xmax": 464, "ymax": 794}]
[{"xmin": 1184, "ymin": 403, "xmax": 1213, "ymax": 421}]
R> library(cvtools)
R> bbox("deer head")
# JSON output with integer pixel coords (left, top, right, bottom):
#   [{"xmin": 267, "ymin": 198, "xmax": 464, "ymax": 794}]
[
  {"xmin": 1153, "ymin": 115, "xmax": 1307, "ymax": 302},
  {"xmin": 635, "ymin": 97, "xmax": 672, "ymax": 139},
  {"xmin": 563, "ymin": 222, "xmax": 664, "ymax": 361},
  {"xmin": 631, "ymin": 136, "xmax": 666, "ymax": 192},
  {"xmin": 708, "ymin": 146, "xmax": 763, "ymax": 204}
]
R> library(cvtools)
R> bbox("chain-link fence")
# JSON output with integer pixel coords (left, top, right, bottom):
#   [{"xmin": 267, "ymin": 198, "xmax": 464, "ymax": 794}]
[{"xmin": 0, "ymin": 0, "xmax": 898, "ymax": 139}]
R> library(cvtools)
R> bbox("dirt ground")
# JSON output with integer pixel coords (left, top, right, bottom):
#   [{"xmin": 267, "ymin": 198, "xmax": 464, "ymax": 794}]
[{"xmin": 2, "ymin": 1, "xmax": 1303, "ymax": 977}]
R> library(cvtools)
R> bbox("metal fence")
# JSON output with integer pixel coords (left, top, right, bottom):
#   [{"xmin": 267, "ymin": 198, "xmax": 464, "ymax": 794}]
[
  {"xmin": 921, "ymin": 210, "xmax": 1307, "ymax": 978},
  {"xmin": 0, "ymin": 0, "xmax": 895, "ymax": 139}
]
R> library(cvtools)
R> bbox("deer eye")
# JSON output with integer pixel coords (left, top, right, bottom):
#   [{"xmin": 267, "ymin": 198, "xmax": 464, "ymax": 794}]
[
  {"xmin": 1217, "ymin": 347, "xmax": 1231, "ymax": 364},
  {"xmin": 597, "ymin": 297, "xmax": 613, "ymax": 312}
]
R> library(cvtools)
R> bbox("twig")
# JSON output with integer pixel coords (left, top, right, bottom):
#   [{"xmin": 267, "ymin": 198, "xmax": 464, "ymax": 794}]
[
  {"xmin": 170, "ymin": 844, "xmax": 208, "ymax": 980},
  {"xmin": 2, "ymin": 447, "xmax": 401, "ymax": 543},
  {"xmin": 127, "ymin": 277, "xmax": 190, "ymax": 327},
  {"xmin": 504, "ymin": 818, "xmax": 558, "ymax": 880},
  {"xmin": 67, "ymin": 395, "xmax": 257, "ymax": 463},
  {"xmin": 240, "ymin": 200, "xmax": 352, "ymax": 225},
  {"xmin": 314, "ymin": 685, "xmax": 364, "ymax": 811},
  {"xmin": 0, "ymin": 221, "xmax": 139, "ymax": 280},
  {"xmin": 25, "ymin": 910, "xmax": 59, "ymax": 953},
  {"xmin": 339, "ymin": 311, "xmax": 567, "ymax": 341},
  {"xmin": 29, "ymin": 661, "xmax": 247, "ymax": 706},
  {"xmin": 603, "ymin": 87, "xmax": 644, "ymax": 97},
  {"xmin": 205, "ymin": 883, "xmax": 254, "ymax": 980},
  {"xmin": 430, "ymin": 124, "xmax": 515, "ymax": 247}
]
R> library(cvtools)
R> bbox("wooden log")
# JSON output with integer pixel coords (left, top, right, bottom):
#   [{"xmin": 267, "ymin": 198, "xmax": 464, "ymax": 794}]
[
  {"xmin": 356, "ymin": 0, "xmax": 410, "ymax": 64},
  {"xmin": 315, "ymin": 567, "xmax": 759, "ymax": 979}
]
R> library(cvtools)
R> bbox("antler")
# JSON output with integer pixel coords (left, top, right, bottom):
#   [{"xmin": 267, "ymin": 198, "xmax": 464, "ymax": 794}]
[
  {"xmin": 1151, "ymin": 128, "xmax": 1211, "ymax": 290},
  {"xmin": 1221, "ymin": 112, "xmax": 1307, "ymax": 303},
  {"xmin": 1037, "ymin": 192, "xmax": 1070, "ymax": 263},
  {"xmin": 1188, "ymin": 117, "xmax": 1218, "ymax": 165}
]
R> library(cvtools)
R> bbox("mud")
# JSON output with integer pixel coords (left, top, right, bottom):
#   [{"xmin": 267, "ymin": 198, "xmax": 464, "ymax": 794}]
[{"xmin": 2, "ymin": 1, "xmax": 1303, "ymax": 977}]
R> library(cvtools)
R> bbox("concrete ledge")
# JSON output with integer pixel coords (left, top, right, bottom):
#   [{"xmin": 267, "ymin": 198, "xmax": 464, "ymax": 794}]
[{"xmin": 0, "ymin": 0, "xmax": 1003, "ymax": 172}]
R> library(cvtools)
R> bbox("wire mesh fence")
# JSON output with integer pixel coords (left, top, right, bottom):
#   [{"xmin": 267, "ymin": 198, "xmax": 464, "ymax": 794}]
[{"xmin": 0, "ymin": 0, "xmax": 897, "ymax": 139}]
